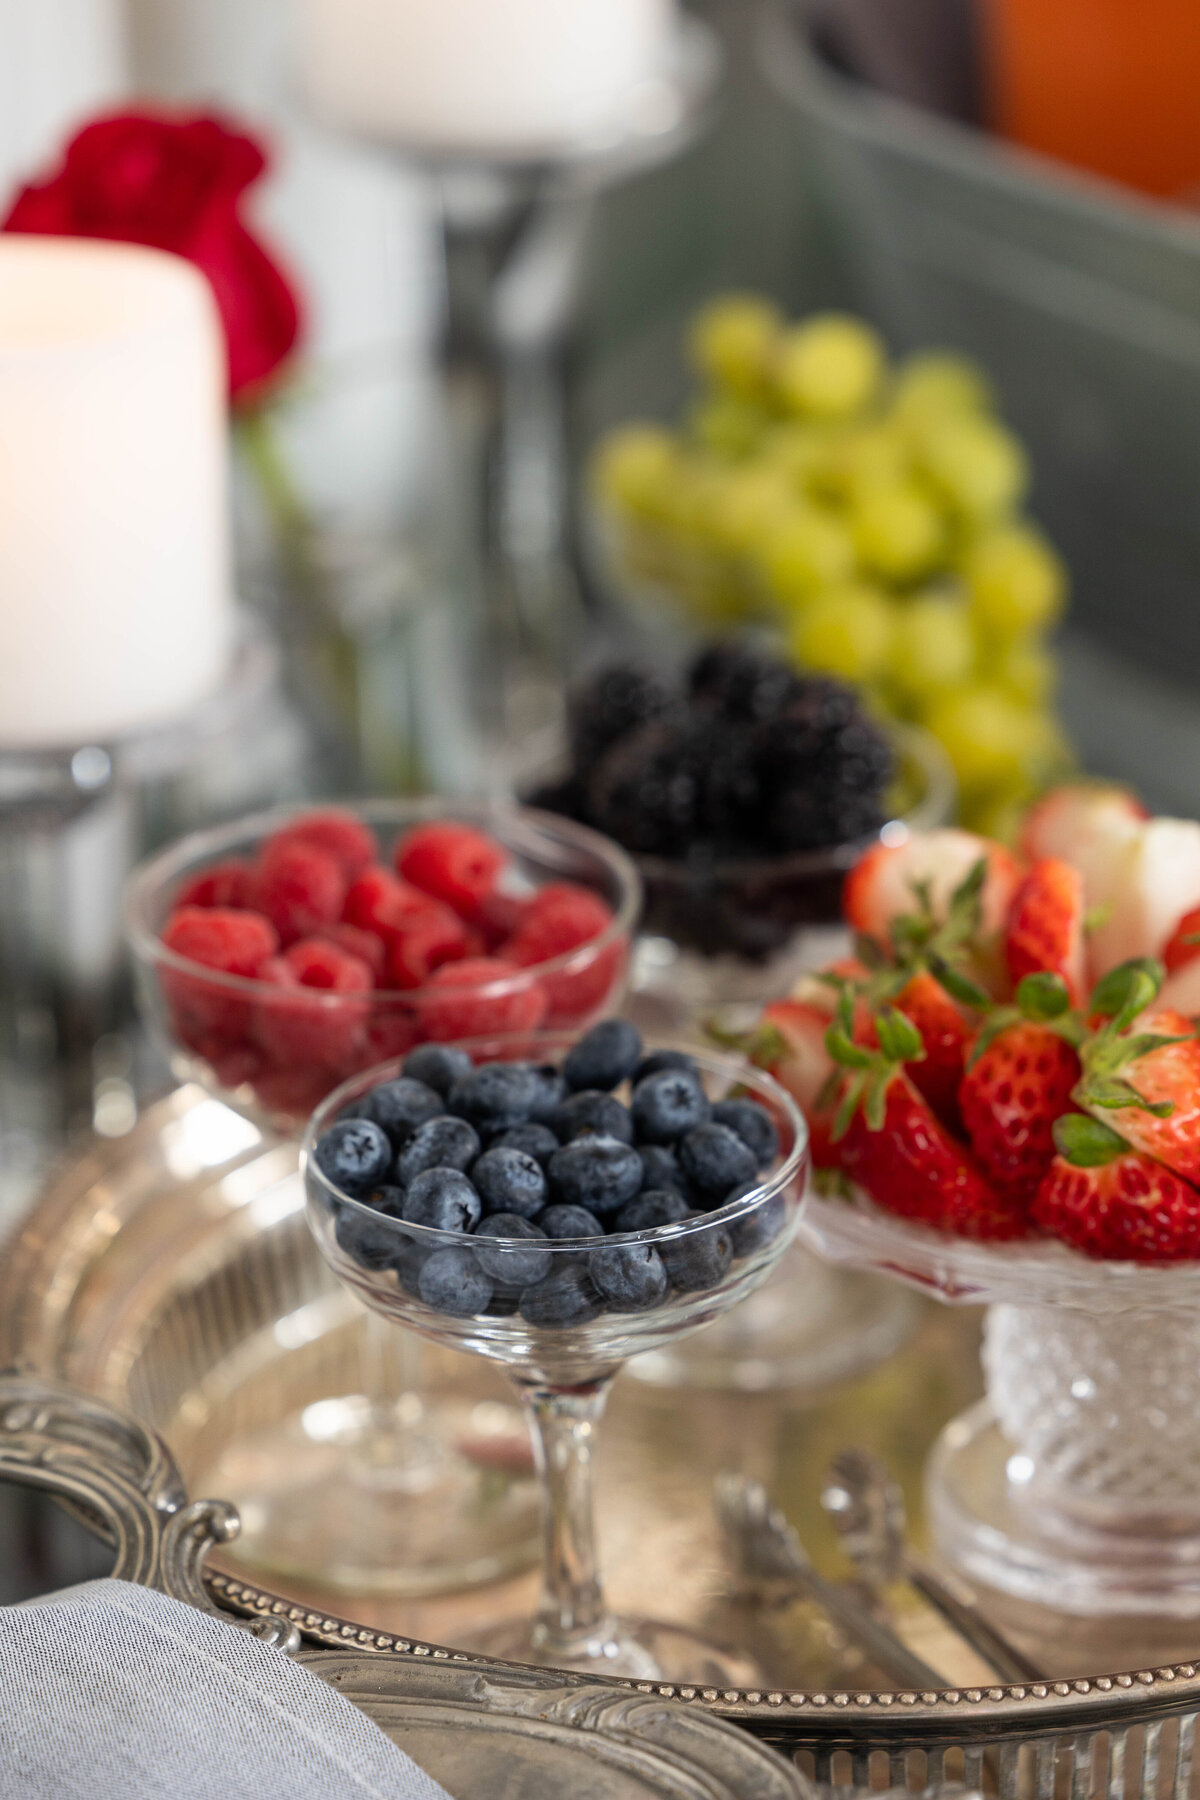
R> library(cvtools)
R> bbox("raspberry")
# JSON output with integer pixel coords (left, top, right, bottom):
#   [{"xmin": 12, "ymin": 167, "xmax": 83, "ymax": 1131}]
[
  {"xmin": 250, "ymin": 840, "xmax": 347, "ymax": 945},
  {"xmin": 316, "ymin": 922, "xmax": 386, "ymax": 983},
  {"xmin": 252, "ymin": 1064, "xmax": 341, "ymax": 1121},
  {"xmin": 503, "ymin": 884, "xmax": 623, "ymax": 1026},
  {"xmin": 203, "ymin": 1042, "xmax": 265, "ymax": 1092},
  {"xmin": 264, "ymin": 809, "xmax": 378, "ymax": 878},
  {"xmin": 388, "ymin": 912, "xmax": 474, "ymax": 989},
  {"xmin": 343, "ymin": 866, "xmax": 444, "ymax": 943},
  {"xmin": 473, "ymin": 888, "xmax": 529, "ymax": 951},
  {"xmin": 175, "ymin": 859, "xmax": 253, "ymax": 910},
  {"xmin": 160, "ymin": 906, "xmax": 278, "ymax": 1046},
  {"xmin": 360, "ymin": 1009, "xmax": 421, "ymax": 1066},
  {"xmin": 396, "ymin": 822, "xmax": 507, "ymax": 919},
  {"xmin": 416, "ymin": 957, "xmax": 548, "ymax": 1042},
  {"xmin": 254, "ymin": 937, "xmax": 372, "ymax": 1068}
]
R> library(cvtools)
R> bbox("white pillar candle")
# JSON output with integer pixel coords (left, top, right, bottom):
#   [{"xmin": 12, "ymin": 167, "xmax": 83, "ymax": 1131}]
[
  {"xmin": 0, "ymin": 236, "xmax": 232, "ymax": 748},
  {"xmin": 297, "ymin": 0, "xmax": 678, "ymax": 156}
]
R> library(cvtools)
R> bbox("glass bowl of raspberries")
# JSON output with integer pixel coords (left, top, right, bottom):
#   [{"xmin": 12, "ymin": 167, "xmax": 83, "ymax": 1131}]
[
  {"xmin": 303, "ymin": 1019, "xmax": 809, "ymax": 1680},
  {"xmin": 526, "ymin": 643, "xmax": 955, "ymax": 1017},
  {"xmin": 125, "ymin": 802, "xmax": 641, "ymax": 1132},
  {"xmin": 786, "ymin": 804, "xmax": 1200, "ymax": 1642}
]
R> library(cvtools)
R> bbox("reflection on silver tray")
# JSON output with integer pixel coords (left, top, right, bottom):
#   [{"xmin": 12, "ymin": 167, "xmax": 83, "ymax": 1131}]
[{"xmin": 8, "ymin": 1086, "xmax": 1200, "ymax": 1792}]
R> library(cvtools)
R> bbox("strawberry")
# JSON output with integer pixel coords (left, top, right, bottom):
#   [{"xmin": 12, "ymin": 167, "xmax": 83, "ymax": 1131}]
[
  {"xmin": 835, "ymin": 1067, "xmax": 1024, "ymax": 1239},
  {"xmin": 1033, "ymin": 1114, "xmax": 1200, "ymax": 1261},
  {"xmin": 1159, "ymin": 955, "xmax": 1200, "ymax": 1021},
  {"xmin": 891, "ymin": 971, "xmax": 971, "ymax": 1130},
  {"xmin": 844, "ymin": 828, "xmax": 1023, "ymax": 955},
  {"xmin": 1084, "ymin": 819, "xmax": 1200, "ymax": 981},
  {"xmin": 959, "ymin": 1017, "xmax": 1080, "ymax": 1204},
  {"xmin": 1076, "ymin": 992, "xmax": 1200, "ymax": 1186},
  {"xmin": 1164, "ymin": 906, "xmax": 1200, "ymax": 975},
  {"xmin": 1020, "ymin": 782, "xmax": 1146, "ymax": 866},
  {"xmin": 1005, "ymin": 857, "xmax": 1086, "ymax": 1004},
  {"xmin": 757, "ymin": 998, "xmax": 836, "ymax": 1114}
]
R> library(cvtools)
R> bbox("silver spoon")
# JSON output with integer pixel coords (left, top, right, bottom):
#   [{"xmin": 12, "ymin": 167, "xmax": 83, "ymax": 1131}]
[
  {"xmin": 714, "ymin": 1473, "xmax": 950, "ymax": 1691},
  {"xmin": 821, "ymin": 1448, "xmax": 1044, "ymax": 1684}
]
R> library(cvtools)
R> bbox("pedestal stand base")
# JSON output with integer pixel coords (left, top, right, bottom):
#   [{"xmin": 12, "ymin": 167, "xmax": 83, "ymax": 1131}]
[
  {"xmin": 466, "ymin": 1614, "xmax": 761, "ymax": 1686},
  {"xmin": 929, "ymin": 1400, "xmax": 1200, "ymax": 1621}
]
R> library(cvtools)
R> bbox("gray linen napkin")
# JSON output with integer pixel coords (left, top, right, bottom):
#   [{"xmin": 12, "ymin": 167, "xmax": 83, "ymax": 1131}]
[{"xmin": 0, "ymin": 1578, "xmax": 455, "ymax": 1800}]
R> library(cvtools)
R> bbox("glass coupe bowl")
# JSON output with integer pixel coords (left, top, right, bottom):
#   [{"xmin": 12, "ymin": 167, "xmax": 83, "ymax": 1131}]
[
  {"xmin": 303, "ymin": 1032, "xmax": 810, "ymax": 1681},
  {"xmin": 125, "ymin": 798, "xmax": 641, "ymax": 1133},
  {"xmin": 801, "ymin": 1184, "xmax": 1200, "ymax": 1629}
]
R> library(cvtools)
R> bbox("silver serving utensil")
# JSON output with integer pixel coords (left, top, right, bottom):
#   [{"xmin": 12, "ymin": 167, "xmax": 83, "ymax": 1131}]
[
  {"xmin": 714, "ymin": 1473, "xmax": 949, "ymax": 1691},
  {"xmin": 821, "ymin": 1448, "xmax": 1044, "ymax": 1684}
]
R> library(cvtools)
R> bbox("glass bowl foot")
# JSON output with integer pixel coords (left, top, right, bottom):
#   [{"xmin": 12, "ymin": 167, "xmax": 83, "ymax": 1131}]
[
  {"xmin": 468, "ymin": 1614, "xmax": 763, "ymax": 1684},
  {"xmin": 202, "ymin": 1391, "xmax": 540, "ymax": 1597},
  {"xmin": 929, "ymin": 1400, "xmax": 1200, "ymax": 1619}
]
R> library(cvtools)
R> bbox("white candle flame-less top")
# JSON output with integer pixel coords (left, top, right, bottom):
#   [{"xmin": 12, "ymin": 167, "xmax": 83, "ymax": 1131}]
[
  {"xmin": 298, "ymin": 0, "xmax": 677, "ymax": 156},
  {"xmin": 0, "ymin": 236, "xmax": 231, "ymax": 749}
]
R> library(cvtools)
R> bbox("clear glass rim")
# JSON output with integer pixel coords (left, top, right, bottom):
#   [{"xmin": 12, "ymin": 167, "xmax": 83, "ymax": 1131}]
[
  {"xmin": 631, "ymin": 721, "xmax": 955, "ymax": 885},
  {"xmin": 800, "ymin": 1184, "xmax": 1200, "ymax": 1311},
  {"xmin": 301, "ymin": 1033, "xmax": 809, "ymax": 1252},
  {"xmin": 123, "ymin": 797, "xmax": 643, "ymax": 1009}
]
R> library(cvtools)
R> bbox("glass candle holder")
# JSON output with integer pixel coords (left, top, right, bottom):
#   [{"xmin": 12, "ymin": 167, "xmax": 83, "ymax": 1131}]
[
  {"xmin": 303, "ymin": 1032, "xmax": 809, "ymax": 1680},
  {"xmin": 800, "ymin": 1186, "xmax": 1200, "ymax": 1620}
]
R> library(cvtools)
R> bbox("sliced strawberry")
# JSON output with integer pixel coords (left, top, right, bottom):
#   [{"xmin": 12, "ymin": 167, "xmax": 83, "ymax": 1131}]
[
  {"xmin": 960, "ymin": 1018, "xmax": 1080, "ymax": 1203},
  {"xmin": 834, "ymin": 1067, "xmax": 1022, "ymax": 1239},
  {"xmin": 1077, "ymin": 1003, "xmax": 1200, "ymax": 1186},
  {"xmin": 1020, "ymin": 782, "xmax": 1147, "ymax": 865},
  {"xmin": 1164, "ymin": 906, "xmax": 1200, "ymax": 975},
  {"xmin": 1085, "ymin": 819, "xmax": 1200, "ymax": 981},
  {"xmin": 892, "ymin": 971, "xmax": 971, "ymax": 1130},
  {"xmin": 758, "ymin": 998, "xmax": 837, "ymax": 1114},
  {"xmin": 844, "ymin": 828, "xmax": 1023, "ymax": 947},
  {"xmin": 1033, "ymin": 1114, "xmax": 1200, "ymax": 1261},
  {"xmin": 1005, "ymin": 857, "xmax": 1086, "ymax": 1004},
  {"xmin": 1159, "ymin": 957, "xmax": 1200, "ymax": 1021}
]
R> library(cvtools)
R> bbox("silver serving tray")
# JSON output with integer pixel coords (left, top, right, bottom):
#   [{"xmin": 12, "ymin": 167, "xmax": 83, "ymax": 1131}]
[{"xmin": 6, "ymin": 1086, "xmax": 1200, "ymax": 1792}]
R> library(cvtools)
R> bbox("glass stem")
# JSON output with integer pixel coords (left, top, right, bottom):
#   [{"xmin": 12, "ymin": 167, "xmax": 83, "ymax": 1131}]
[{"xmin": 513, "ymin": 1371, "xmax": 616, "ymax": 1659}]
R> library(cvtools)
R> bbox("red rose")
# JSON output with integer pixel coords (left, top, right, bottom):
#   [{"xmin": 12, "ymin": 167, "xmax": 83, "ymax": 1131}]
[{"xmin": 3, "ymin": 110, "xmax": 302, "ymax": 402}]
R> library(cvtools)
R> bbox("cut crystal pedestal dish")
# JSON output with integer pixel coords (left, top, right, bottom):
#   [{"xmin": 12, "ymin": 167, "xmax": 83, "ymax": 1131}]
[{"xmin": 801, "ymin": 1185, "xmax": 1200, "ymax": 1618}]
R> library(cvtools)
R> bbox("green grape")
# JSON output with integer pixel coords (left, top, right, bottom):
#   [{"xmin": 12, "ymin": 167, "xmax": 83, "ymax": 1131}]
[
  {"xmin": 923, "ymin": 683, "xmax": 1047, "ymax": 797},
  {"xmin": 760, "ymin": 420, "xmax": 833, "ymax": 492},
  {"xmin": 592, "ymin": 425, "xmax": 680, "ymax": 522},
  {"xmin": 917, "ymin": 414, "xmax": 1029, "ymax": 523},
  {"xmin": 789, "ymin": 582, "xmax": 896, "ymax": 682},
  {"xmin": 963, "ymin": 522, "xmax": 1067, "ymax": 639},
  {"xmin": 991, "ymin": 637, "xmax": 1058, "ymax": 707},
  {"xmin": 966, "ymin": 788, "xmax": 1034, "ymax": 844},
  {"xmin": 808, "ymin": 421, "xmax": 911, "ymax": 503},
  {"xmin": 888, "ymin": 591, "xmax": 975, "ymax": 705},
  {"xmin": 688, "ymin": 394, "xmax": 770, "ymax": 460},
  {"xmin": 849, "ymin": 479, "xmax": 947, "ymax": 584},
  {"xmin": 775, "ymin": 313, "xmax": 887, "ymax": 421},
  {"xmin": 706, "ymin": 461, "xmax": 799, "ymax": 555},
  {"xmin": 891, "ymin": 351, "xmax": 993, "ymax": 425},
  {"xmin": 688, "ymin": 293, "xmax": 783, "ymax": 398},
  {"xmin": 756, "ymin": 505, "xmax": 857, "ymax": 609}
]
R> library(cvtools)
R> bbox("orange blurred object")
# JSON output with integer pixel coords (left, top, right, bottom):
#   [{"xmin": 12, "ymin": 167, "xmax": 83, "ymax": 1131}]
[{"xmin": 983, "ymin": 0, "xmax": 1200, "ymax": 200}]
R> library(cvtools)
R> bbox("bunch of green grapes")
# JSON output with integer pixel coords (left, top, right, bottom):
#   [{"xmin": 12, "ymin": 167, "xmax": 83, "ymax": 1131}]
[{"xmin": 591, "ymin": 294, "xmax": 1074, "ymax": 836}]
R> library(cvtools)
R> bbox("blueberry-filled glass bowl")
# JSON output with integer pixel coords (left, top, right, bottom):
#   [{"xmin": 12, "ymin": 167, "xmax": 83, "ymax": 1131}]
[
  {"xmin": 125, "ymin": 798, "xmax": 641, "ymax": 1133},
  {"xmin": 302, "ymin": 1030, "xmax": 809, "ymax": 1680}
]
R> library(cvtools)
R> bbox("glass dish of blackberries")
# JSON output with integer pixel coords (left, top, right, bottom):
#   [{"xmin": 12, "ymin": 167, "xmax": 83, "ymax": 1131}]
[
  {"xmin": 303, "ymin": 1018, "xmax": 809, "ymax": 1681},
  {"xmin": 526, "ymin": 641, "xmax": 954, "ymax": 1016}
]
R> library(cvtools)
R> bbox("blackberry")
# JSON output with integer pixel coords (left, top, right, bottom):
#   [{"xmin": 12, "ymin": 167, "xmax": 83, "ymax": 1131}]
[
  {"xmin": 689, "ymin": 643, "xmax": 800, "ymax": 722},
  {"xmin": 567, "ymin": 664, "xmax": 673, "ymax": 770},
  {"xmin": 587, "ymin": 719, "xmax": 707, "ymax": 857}
]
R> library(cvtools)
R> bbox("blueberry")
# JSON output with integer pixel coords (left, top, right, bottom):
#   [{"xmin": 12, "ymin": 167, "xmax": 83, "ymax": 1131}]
[
  {"xmin": 614, "ymin": 1188, "xmax": 690, "ymax": 1232},
  {"xmin": 472, "ymin": 1146, "xmax": 548, "ymax": 1220},
  {"xmin": 359, "ymin": 1077, "xmax": 444, "ymax": 1146},
  {"xmin": 631, "ymin": 1070, "xmax": 711, "ymax": 1145},
  {"xmin": 637, "ymin": 1145, "xmax": 686, "ymax": 1194},
  {"xmin": 562, "ymin": 1020, "xmax": 643, "ymax": 1093},
  {"xmin": 635, "ymin": 1049, "xmax": 699, "ymax": 1084},
  {"xmin": 449, "ymin": 1062, "xmax": 541, "ymax": 1131},
  {"xmin": 402, "ymin": 1044, "xmax": 473, "ymax": 1097},
  {"xmin": 392, "ymin": 1233, "xmax": 430, "ymax": 1296},
  {"xmin": 548, "ymin": 1135, "xmax": 643, "ymax": 1216},
  {"xmin": 395, "ymin": 1116, "xmax": 481, "ymax": 1185},
  {"xmin": 540, "ymin": 1203, "xmax": 605, "ymax": 1239},
  {"xmin": 402, "ymin": 1167, "xmax": 482, "ymax": 1233},
  {"xmin": 678, "ymin": 1122, "xmax": 759, "ymax": 1198},
  {"xmin": 729, "ymin": 1190, "xmax": 789, "ymax": 1257},
  {"xmin": 418, "ymin": 1246, "xmax": 492, "ymax": 1317},
  {"xmin": 662, "ymin": 1217, "xmax": 734, "ymax": 1292},
  {"xmin": 314, "ymin": 1119, "xmax": 393, "ymax": 1196},
  {"xmin": 334, "ymin": 1203, "xmax": 400, "ymax": 1269},
  {"xmin": 588, "ymin": 1242, "xmax": 669, "ymax": 1312},
  {"xmin": 365, "ymin": 1184, "xmax": 406, "ymax": 1215},
  {"xmin": 525, "ymin": 1063, "xmax": 568, "ymax": 1123},
  {"xmin": 712, "ymin": 1098, "xmax": 780, "ymax": 1169},
  {"xmin": 519, "ymin": 1267, "xmax": 602, "ymax": 1328},
  {"xmin": 550, "ymin": 1090, "xmax": 634, "ymax": 1145},
  {"xmin": 473, "ymin": 1214, "xmax": 553, "ymax": 1287},
  {"xmin": 490, "ymin": 1123, "xmax": 559, "ymax": 1168}
]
